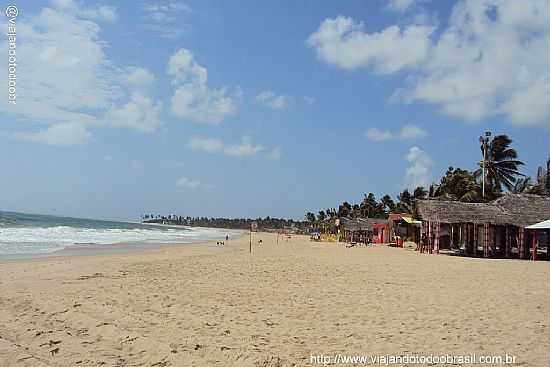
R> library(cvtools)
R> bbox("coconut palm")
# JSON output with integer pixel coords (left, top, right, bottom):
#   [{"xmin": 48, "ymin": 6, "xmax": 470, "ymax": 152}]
[
  {"xmin": 474, "ymin": 134, "xmax": 524, "ymax": 195},
  {"xmin": 435, "ymin": 167, "xmax": 481, "ymax": 202},
  {"xmin": 380, "ymin": 194, "xmax": 396, "ymax": 215},
  {"xmin": 413, "ymin": 186, "xmax": 428, "ymax": 200}
]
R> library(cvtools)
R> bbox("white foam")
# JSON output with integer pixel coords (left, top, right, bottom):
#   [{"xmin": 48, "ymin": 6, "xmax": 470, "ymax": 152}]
[{"xmin": 0, "ymin": 226, "xmax": 236, "ymax": 255}]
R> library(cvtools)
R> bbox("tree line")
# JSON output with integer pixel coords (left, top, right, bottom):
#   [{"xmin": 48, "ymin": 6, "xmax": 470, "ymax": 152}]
[
  {"xmin": 142, "ymin": 215, "xmax": 306, "ymax": 231},
  {"xmin": 305, "ymin": 134, "xmax": 550, "ymax": 225}
]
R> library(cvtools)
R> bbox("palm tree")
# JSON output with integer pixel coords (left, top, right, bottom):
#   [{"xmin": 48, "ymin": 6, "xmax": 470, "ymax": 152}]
[
  {"xmin": 413, "ymin": 186, "xmax": 428, "ymax": 200},
  {"xmin": 437, "ymin": 167, "xmax": 481, "ymax": 202},
  {"xmin": 380, "ymin": 194, "xmax": 395, "ymax": 215},
  {"xmin": 396, "ymin": 189, "xmax": 413, "ymax": 213},
  {"xmin": 475, "ymin": 134, "xmax": 524, "ymax": 195},
  {"xmin": 305, "ymin": 212, "xmax": 316, "ymax": 225},
  {"xmin": 338, "ymin": 201, "xmax": 352, "ymax": 218}
]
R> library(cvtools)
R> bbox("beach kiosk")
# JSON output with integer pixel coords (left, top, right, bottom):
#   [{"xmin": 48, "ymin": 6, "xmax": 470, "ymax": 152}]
[{"xmin": 525, "ymin": 219, "xmax": 550, "ymax": 261}]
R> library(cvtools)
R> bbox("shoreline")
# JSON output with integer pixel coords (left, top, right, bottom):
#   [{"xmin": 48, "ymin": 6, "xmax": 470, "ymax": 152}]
[{"xmin": 0, "ymin": 226, "xmax": 246, "ymax": 263}]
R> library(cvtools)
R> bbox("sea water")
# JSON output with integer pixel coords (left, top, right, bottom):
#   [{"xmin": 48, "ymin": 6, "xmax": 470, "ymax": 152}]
[{"xmin": 0, "ymin": 211, "xmax": 234, "ymax": 258}]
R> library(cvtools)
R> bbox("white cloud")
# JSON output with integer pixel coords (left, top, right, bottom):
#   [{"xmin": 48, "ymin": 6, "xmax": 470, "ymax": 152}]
[
  {"xmin": 0, "ymin": 2, "xmax": 163, "ymax": 145},
  {"xmin": 405, "ymin": 146, "xmax": 432, "ymax": 189},
  {"xmin": 307, "ymin": 16, "xmax": 434, "ymax": 73},
  {"xmin": 256, "ymin": 90, "xmax": 293, "ymax": 110},
  {"xmin": 107, "ymin": 93, "xmax": 163, "ymax": 133},
  {"xmin": 399, "ymin": 124, "xmax": 427, "ymax": 139},
  {"xmin": 124, "ymin": 67, "xmax": 155, "ymax": 91},
  {"xmin": 142, "ymin": 1, "xmax": 191, "ymax": 39},
  {"xmin": 366, "ymin": 128, "xmax": 393, "ymax": 142},
  {"xmin": 1, "ymin": 6, "xmax": 118, "ymax": 128},
  {"xmin": 189, "ymin": 136, "xmax": 270, "ymax": 158},
  {"xmin": 386, "ymin": 0, "xmax": 425, "ymax": 12},
  {"xmin": 15, "ymin": 123, "xmax": 91, "ymax": 146},
  {"xmin": 52, "ymin": 0, "xmax": 117, "ymax": 23},
  {"xmin": 311, "ymin": 1, "xmax": 550, "ymax": 127},
  {"xmin": 224, "ymin": 137, "xmax": 265, "ymax": 157},
  {"xmin": 403, "ymin": 0, "xmax": 550, "ymax": 126},
  {"xmin": 176, "ymin": 176, "xmax": 201, "ymax": 189},
  {"xmin": 168, "ymin": 49, "xmax": 239, "ymax": 124},
  {"xmin": 367, "ymin": 125, "xmax": 427, "ymax": 142},
  {"xmin": 189, "ymin": 136, "xmax": 224, "ymax": 154}
]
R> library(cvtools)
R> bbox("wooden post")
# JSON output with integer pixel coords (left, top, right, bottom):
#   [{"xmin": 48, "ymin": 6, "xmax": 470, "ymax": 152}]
[
  {"xmin": 483, "ymin": 223, "xmax": 489, "ymax": 258},
  {"xmin": 451, "ymin": 225, "xmax": 455, "ymax": 249},
  {"xmin": 420, "ymin": 221, "xmax": 428, "ymax": 254},
  {"xmin": 249, "ymin": 229, "xmax": 252, "ymax": 253},
  {"xmin": 433, "ymin": 222, "xmax": 439, "ymax": 254},
  {"xmin": 460, "ymin": 224, "xmax": 465, "ymax": 255},
  {"xmin": 464, "ymin": 223, "xmax": 471, "ymax": 255},
  {"xmin": 519, "ymin": 227, "xmax": 525, "ymax": 260},
  {"xmin": 531, "ymin": 230, "xmax": 537, "ymax": 261},
  {"xmin": 473, "ymin": 224, "xmax": 477, "ymax": 257},
  {"xmin": 505, "ymin": 226, "xmax": 511, "ymax": 258},
  {"xmin": 428, "ymin": 221, "xmax": 432, "ymax": 254},
  {"xmin": 490, "ymin": 225, "xmax": 495, "ymax": 256}
]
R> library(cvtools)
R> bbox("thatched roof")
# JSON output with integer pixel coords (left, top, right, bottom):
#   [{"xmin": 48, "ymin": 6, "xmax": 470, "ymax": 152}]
[
  {"xmin": 340, "ymin": 217, "xmax": 387, "ymax": 231},
  {"xmin": 415, "ymin": 194, "xmax": 550, "ymax": 227},
  {"xmin": 491, "ymin": 194, "xmax": 550, "ymax": 227}
]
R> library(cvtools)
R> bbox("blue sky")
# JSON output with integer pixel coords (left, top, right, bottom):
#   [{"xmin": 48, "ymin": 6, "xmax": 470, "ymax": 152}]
[{"xmin": 1, "ymin": 0, "xmax": 549, "ymax": 220}]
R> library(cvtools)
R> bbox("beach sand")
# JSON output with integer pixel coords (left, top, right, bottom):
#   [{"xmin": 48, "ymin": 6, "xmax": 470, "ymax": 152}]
[{"xmin": 1, "ymin": 233, "xmax": 549, "ymax": 366}]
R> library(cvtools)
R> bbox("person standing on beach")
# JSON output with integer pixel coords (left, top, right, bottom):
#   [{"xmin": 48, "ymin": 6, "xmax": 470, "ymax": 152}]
[{"xmin": 225, "ymin": 234, "xmax": 229, "ymax": 241}]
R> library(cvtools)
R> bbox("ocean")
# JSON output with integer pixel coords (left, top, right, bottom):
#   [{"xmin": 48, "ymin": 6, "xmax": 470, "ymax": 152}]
[{"xmin": 0, "ymin": 211, "xmax": 235, "ymax": 259}]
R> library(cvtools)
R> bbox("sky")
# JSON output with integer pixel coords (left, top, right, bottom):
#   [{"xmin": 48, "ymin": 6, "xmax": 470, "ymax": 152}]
[{"xmin": 1, "ymin": 0, "xmax": 549, "ymax": 221}]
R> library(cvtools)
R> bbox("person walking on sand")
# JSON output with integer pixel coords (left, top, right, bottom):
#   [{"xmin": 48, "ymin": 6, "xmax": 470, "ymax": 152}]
[{"xmin": 225, "ymin": 234, "xmax": 229, "ymax": 241}]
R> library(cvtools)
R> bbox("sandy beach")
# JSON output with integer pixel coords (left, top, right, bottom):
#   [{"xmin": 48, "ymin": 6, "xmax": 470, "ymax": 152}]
[{"xmin": 1, "ymin": 233, "xmax": 549, "ymax": 366}]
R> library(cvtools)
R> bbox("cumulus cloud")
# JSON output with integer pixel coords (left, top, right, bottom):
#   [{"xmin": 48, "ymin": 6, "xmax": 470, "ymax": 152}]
[
  {"xmin": 366, "ymin": 124, "xmax": 427, "ymax": 142},
  {"xmin": 189, "ymin": 136, "xmax": 274, "ymax": 158},
  {"xmin": 15, "ymin": 123, "xmax": 91, "ymax": 146},
  {"xmin": 1, "ymin": 2, "xmax": 164, "ymax": 145},
  {"xmin": 403, "ymin": 0, "xmax": 550, "ymax": 125},
  {"xmin": 399, "ymin": 124, "xmax": 427, "ymax": 139},
  {"xmin": 405, "ymin": 146, "xmax": 433, "ymax": 189},
  {"xmin": 168, "ymin": 49, "xmax": 239, "ymax": 124},
  {"xmin": 176, "ymin": 176, "xmax": 201, "ymax": 189},
  {"xmin": 307, "ymin": 16, "xmax": 434, "ymax": 73},
  {"xmin": 256, "ymin": 90, "xmax": 293, "ymax": 110},
  {"xmin": 366, "ymin": 128, "xmax": 393, "ymax": 142},
  {"xmin": 310, "ymin": 1, "xmax": 550, "ymax": 127},
  {"xmin": 107, "ymin": 93, "xmax": 163, "ymax": 133},
  {"xmin": 123, "ymin": 67, "xmax": 155, "ymax": 91}
]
